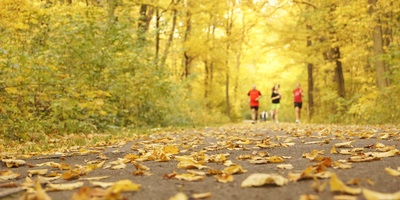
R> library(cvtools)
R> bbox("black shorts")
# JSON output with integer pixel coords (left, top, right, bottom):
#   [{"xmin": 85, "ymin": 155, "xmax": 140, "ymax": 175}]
[
  {"xmin": 250, "ymin": 106, "xmax": 259, "ymax": 111},
  {"xmin": 294, "ymin": 102, "xmax": 302, "ymax": 108}
]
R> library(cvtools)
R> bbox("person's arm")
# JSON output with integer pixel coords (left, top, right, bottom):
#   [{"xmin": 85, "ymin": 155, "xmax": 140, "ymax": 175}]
[{"xmin": 256, "ymin": 91, "xmax": 262, "ymax": 101}]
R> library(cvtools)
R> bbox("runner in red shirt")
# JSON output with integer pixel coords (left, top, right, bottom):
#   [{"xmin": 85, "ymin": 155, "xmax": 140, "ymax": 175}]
[
  {"xmin": 247, "ymin": 84, "xmax": 262, "ymax": 124},
  {"xmin": 293, "ymin": 83, "xmax": 304, "ymax": 123}
]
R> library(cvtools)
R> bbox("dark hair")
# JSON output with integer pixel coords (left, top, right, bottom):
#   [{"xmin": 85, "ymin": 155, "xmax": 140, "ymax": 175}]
[{"xmin": 272, "ymin": 84, "xmax": 280, "ymax": 92}]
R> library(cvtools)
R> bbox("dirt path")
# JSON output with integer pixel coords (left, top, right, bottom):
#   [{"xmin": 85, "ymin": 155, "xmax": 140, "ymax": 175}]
[{"xmin": 1, "ymin": 122, "xmax": 399, "ymax": 200}]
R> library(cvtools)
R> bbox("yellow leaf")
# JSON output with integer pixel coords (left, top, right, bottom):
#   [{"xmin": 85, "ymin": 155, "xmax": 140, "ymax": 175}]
[
  {"xmin": 215, "ymin": 173, "xmax": 234, "ymax": 183},
  {"xmin": 170, "ymin": 192, "xmax": 188, "ymax": 200},
  {"xmin": 277, "ymin": 164, "xmax": 293, "ymax": 169},
  {"xmin": 384, "ymin": 167, "xmax": 400, "ymax": 177},
  {"xmin": 362, "ymin": 188, "xmax": 400, "ymax": 200},
  {"xmin": 108, "ymin": 179, "xmax": 141, "ymax": 193},
  {"xmin": 192, "ymin": 192, "xmax": 212, "ymax": 199},
  {"xmin": 266, "ymin": 156, "xmax": 285, "ymax": 163},
  {"xmin": 222, "ymin": 165, "xmax": 247, "ymax": 175},
  {"xmin": 175, "ymin": 173, "xmax": 204, "ymax": 181},
  {"xmin": 0, "ymin": 170, "xmax": 20, "ymax": 181},
  {"xmin": 163, "ymin": 145, "xmax": 180, "ymax": 154},
  {"xmin": 2, "ymin": 159, "xmax": 26, "ymax": 168},
  {"xmin": 47, "ymin": 182, "xmax": 84, "ymax": 191},
  {"xmin": 241, "ymin": 173, "xmax": 288, "ymax": 187},
  {"xmin": 299, "ymin": 194, "xmax": 320, "ymax": 200},
  {"xmin": 91, "ymin": 181, "xmax": 114, "ymax": 188},
  {"xmin": 27, "ymin": 169, "xmax": 48, "ymax": 177},
  {"xmin": 20, "ymin": 181, "xmax": 51, "ymax": 200},
  {"xmin": 330, "ymin": 173, "xmax": 361, "ymax": 195},
  {"xmin": 334, "ymin": 141, "xmax": 354, "ymax": 148}
]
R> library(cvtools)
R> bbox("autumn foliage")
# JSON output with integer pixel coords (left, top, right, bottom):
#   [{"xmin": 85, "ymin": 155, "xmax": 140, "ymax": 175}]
[{"xmin": 1, "ymin": 0, "xmax": 400, "ymax": 139}]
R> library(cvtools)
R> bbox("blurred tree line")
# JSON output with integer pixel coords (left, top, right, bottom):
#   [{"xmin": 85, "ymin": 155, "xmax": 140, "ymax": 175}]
[{"xmin": 0, "ymin": 0, "xmax": 399, "ymax": 138}]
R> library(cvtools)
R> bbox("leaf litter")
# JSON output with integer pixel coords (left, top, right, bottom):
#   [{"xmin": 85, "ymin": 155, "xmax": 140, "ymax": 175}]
[{"xmin": 0, "ymin": 123, "xmax": 399, "ymax": 199}]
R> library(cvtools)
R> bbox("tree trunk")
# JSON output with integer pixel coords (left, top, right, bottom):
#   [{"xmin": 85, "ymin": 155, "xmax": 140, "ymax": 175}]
[
  {"xmin": 160, "ymin": 0, "xmax": 179, "ymax": 68},
  {"xmin": 368, "ymin": 0, "xmax": 390, "ymax": 89},
  {"xmin": 138, "ymin": 4, "xmax": 153, "ymax": 43},
  {"xmin": 182, "ymin": 1, "xmax": 192, "ymax": 78},
  {"xmin": 332, "ymin": 47, "xmax": 345, "ymax": 98},
  {"xmin": 306, "ymin": 25, "xmax": 314, "ymax": 119},
  {"xmin": 155, "ymin": 9, "xmax": 160, "ymax": 60}
]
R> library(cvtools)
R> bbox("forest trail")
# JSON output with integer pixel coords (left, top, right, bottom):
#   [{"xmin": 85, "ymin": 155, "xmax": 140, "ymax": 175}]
[{"xmin": 1, "ymin": 122, "xmax": 399, "ymax": 200}]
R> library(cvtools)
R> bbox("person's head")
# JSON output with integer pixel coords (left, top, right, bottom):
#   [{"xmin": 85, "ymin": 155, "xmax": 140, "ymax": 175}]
[
  {"xmin": 296, "ymin": 83, "xmax": 301, "ymax": 88},
  {"xmin": 252, "ymin": 84, "xmax": 256, "ymax": 90},
  {"xmin": 272, "ymin": 84, "xmax": 280, "ymax": 91}
]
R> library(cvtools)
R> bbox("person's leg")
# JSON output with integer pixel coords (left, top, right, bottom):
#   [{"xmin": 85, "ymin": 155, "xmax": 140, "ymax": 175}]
[
  {"xmin": 295, "ymin": 106, "xmax": 300, "ymax": 122},
  {"xmin": 251, "ymin": 108, "xmax": 256, "ymax": 122},
  {"xmin": 275, "ymin": 108, "xmax": 279, "ymax": 124}
]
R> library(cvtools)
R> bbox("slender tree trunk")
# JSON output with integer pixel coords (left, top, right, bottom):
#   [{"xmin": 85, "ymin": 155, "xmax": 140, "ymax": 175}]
[
  {"xmin": 138, "ymin": 4, "xmax": 153, "ymax": 43},
  {"xmin": 204, "ymin": 60, "xmax": 209, "ymax": 99},
  {"xmin": 160, "ymin": 0, "xmax": 179, "ymax": 68},
  {"xmin": 182, "ymin": 1, "xmax": 192, "ymax": 78},
  {"xmin": 368, "ymin": 0, "xmax": 390, "ymax": 89},
  {"xmin": 155, "ymin": 9, "xmax": 160, "ymax": 60},
  {"xmin": 306, "ymin": 25, "xmax": 314, "ymax": 119},
  {"xmin": 332, "ymin": 47, "xmax": 345, "ymax": 98}
]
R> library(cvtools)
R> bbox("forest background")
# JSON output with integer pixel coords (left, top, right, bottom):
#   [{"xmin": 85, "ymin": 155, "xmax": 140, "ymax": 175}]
[{"xmin": 1, "ymin": 0, "xmax": 399, "ymax": 141}]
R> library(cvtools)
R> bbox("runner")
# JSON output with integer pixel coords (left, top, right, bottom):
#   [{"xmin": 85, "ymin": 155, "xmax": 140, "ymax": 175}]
[
  {"xmin": 293, "ymin": 83, "xmax": 304, "ymax": 123},
  {"xmin": 271, "ymin": 84, "xmax": 281, "ymax": 124},
  {"xmin": 247, "ymin": 84, "xmax": 262, "ymax": 124}
]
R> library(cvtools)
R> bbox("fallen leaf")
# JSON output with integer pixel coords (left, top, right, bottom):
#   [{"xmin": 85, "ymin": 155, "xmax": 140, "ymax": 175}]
[
  {"xmin": 107, "ymin": 179, "xmax": 141, "ymax": 193},
  {"xmin": 334, "ymin": 141, "xmax": 354, "ymax": 148},
  {"xmin": 299, "ymin": 194, "xmax": 319, "ymax": 200},
  {"xmin": 330, "ymin": 173, "xmax": 361, "ymax": 195},
  {"xmin": 332, "ymin": 195, "xmax": 358, "ymax": 200},
  {"xmin": 175, "ymin": 173, "xmax": 204, "ymax": 181},
  {"xmin": 222, "ymin": 165, "xmax": 247, "ymax": 175},
  {"xmin": 362, "ymin": 188, "xmax": 400, "ymax": 200},
  {"xmin": 192, "ymin": 192, "xmax": 212, "ymax": 199},
  {"xmin": 214, "ymin": 173, "xmax": 234, "ymax": 183},
  {"xmin": 1, "ymin": 182, "xmax": 18, "ymax": 188},
  {"xmin": 28, "ymin": 169, "xmax": 48, "ymax": 177},
  {"xmin": 170, "ymin": 192, "xmax": 188, "ymax": 200},
  {"xmin": 47, "ymin": 182, "xmax": 84, "ymax": 191},
  {"xmin": 333, "ymin": 161, "xmax": 352, "ymax": 169},
  {"xmin": 241, "ymin": 173, "xmax": 288, "ymax": 187},
  {"xmin": 91, "ymin": 181, "xmax": 114, "ymax": 188},
  {"xmin": 311, "ymin": 177, "xmax": 328, "ymax": 193},
  {"xmin": 277, "ymin": 164, "xmax": 294, "ymax": 170},
  {"xmin": 384, "ymin": 167, "xmax": 400, "ymax": 177},
  {"xmin": 79, "ymin": 176, "xmax": 110, "ymax": 181},
  {"xmin": 265, "ymin": 155, "xmax": 285, "ymax": 163},
  {"xmin": 2, "ymin": 159, "xmax": 26, "ymax": 168},
  {"xmin": 20, "ymin": 181, "xmax": 51, "ymax": 200},
  {"xmin": 0, "ymin": 170, "xmax": 20, "ymax": 181}
]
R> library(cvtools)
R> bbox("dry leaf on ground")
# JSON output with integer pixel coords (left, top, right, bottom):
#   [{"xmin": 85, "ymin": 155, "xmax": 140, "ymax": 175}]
[
  {"xmin": 330, "ymin": 173, "xmax": 361, "ymax": 195},
  {"xmin": 241, "ymin": 173, "xmax": 288, "ymax": 187},
  {"xmin": 384, "ymin": 167, "xmax": 400, "ymax": 177},
  {"xmin": 362, "ymin": 188, "xmax": 400, "ymax": 200}
]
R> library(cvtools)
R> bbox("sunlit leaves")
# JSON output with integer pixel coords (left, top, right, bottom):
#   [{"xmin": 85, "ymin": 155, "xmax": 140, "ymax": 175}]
[
  {"xmin": 241, "ymin": 173, "xmax": 288, "ymax": 187},
  {"xmin": 2, "ymin": 159, "xmax": 26, "ymax": 168},
  {"xmin": 0, "ymin": 170, "xmax": 20, "ymax": 182}
]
